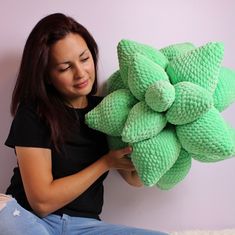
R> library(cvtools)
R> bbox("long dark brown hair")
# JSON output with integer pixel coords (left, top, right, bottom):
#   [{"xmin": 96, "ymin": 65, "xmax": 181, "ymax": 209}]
[{"xmin": 11, "ymin": 13, "xmax": 99, "ymax": 151}]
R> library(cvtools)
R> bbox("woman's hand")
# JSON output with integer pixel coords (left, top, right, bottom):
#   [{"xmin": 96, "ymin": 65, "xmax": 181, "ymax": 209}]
[
  {"xmin": 118, "ymin": 169, "xmax": 143, "ymax": 187},
  {"xmin": 101, "ymin": 147, "xmax": 143, "ymax": 187},
  {"xmin": 102, "ymin": 147, "xmax": 135, "ymax": 171}
]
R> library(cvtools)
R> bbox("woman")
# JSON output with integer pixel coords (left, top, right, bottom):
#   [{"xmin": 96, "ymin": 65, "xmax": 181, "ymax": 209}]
[{"xmin": 0, "ymin": 13, "xmax": 168, "ymax": 235}]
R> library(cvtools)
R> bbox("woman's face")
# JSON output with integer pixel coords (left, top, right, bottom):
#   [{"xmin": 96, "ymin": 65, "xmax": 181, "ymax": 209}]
[{"xmin": 49, "ymin": 33, "xmax": 95, "ymax": 108}]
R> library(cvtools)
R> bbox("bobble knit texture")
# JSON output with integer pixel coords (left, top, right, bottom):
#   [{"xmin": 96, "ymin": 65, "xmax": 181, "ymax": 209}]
[
  {"xmin": 145, "ymin": 80, "xmax": 175, "ymax": 112},
  {"xmin": 85, "ymin": 39, "xmax": 235, "ymax": 190}
]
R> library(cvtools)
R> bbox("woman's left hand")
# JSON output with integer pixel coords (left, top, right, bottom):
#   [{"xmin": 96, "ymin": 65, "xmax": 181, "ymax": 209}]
[{"xmin": 117, "ymin": 169, "xmax": 143, "ymax": 187}]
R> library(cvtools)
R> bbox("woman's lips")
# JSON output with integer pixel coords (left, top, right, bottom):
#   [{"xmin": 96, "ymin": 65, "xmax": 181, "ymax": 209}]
[{"xmin": 74, "ymin": 80, "xmax": 88, "ymax": 89}]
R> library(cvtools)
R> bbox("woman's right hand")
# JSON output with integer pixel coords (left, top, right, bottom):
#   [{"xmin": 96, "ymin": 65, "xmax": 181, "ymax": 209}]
[{"xmin": 102, "ymin": 147, "xmax": 135, "ymax": 171}]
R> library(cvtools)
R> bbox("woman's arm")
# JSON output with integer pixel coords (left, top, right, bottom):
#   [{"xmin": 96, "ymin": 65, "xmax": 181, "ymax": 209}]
[
  {"xmin": 16, "ymin": 146, "xmax": 134, "ymax": 217},
  {"xmin": 118, "ymin": 169, "xmax": 143, "ymax": 187}
]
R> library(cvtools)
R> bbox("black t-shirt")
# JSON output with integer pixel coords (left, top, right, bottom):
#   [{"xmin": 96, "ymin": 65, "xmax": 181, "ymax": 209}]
[{"xmin": 5, "ymin": 96, "xmax": 109, "ymax": 220}]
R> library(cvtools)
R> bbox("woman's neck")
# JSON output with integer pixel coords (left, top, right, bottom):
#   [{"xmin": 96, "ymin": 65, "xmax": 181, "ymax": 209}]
[{"xmin": 67, "ymin": 96, "xmax": 88, "ymax": 109}]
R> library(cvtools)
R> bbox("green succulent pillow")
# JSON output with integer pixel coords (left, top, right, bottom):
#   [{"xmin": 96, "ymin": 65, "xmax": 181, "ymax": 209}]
[{"xmin": 85, "ymin": 39, "xmax": 235, "ymax": 190}]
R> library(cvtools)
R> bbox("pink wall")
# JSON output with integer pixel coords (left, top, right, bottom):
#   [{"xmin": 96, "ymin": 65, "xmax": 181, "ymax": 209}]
[{"xmin": 0, "ymin": 0, "xmax": 235, "ymax": 232}]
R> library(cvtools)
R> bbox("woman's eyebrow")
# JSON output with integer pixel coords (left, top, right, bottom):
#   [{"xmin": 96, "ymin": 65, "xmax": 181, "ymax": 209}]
[
  {"xmin": 56, "ymin": 61, "xmax": 70, "ymax": 66},
  {"xmin": 56, "ymin": 49, "xmax": 89, "ymax": 65},
  {"xmin": 79, "ymin": 49, "xmax": 88, "ymax": 57}
]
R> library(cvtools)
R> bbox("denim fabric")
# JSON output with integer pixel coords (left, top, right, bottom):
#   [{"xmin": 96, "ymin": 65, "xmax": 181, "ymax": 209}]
[{"xmin": 0, "ymin": 197, "xmax": 169, "ymax": 235}]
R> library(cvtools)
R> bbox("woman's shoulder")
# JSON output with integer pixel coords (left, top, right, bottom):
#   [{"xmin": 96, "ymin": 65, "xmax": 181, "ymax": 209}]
[
  {"xmin": 13, "ymin": 102, "xmax": 37, "ymax": 119},
  {"xmin": 5, "ymin": 102, "xmax": 51, "ymax": 149},
  {"xmin": 13, "ymin": 102, "xmax": 44, "ymax": 125},
  {"xmin": 12, "ymin": 101, "xmax": 50, "ymax": 133}
]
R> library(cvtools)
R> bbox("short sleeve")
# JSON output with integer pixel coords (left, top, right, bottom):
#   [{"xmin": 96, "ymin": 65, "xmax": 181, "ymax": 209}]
[{"xmin": 5, "ymin": 104, "xmax": 51, "ymax": 149}]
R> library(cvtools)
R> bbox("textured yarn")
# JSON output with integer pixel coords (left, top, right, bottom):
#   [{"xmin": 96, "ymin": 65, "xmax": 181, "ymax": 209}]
[
  {"xmin": 157, "ymin": 149, "xmax": 191, "ymax": 190},
  {"xmin": 160, "ymin": 42, "xmax": 196, "ymax": 61},
  {"xmin": 167, "ymin": 42, "xmax": 224, "ymax": 93},
  {"xmin": 118, "ymin": 39, "xmax": 168, "ymax": 85},
  {"xmin": 145, "ymin": 80, "xmax": 175, "ymax": 112},
  {"xmin": 176, "ymin": 107, "xmax": 234, "ymax": 158},
  {"xmin": 85, "ymin": 89, "xmax": 137, "ymax": 136},
  {"xmin": 85, "ymin": 39, "xmax": 235, "ymax": 190},
  {"xmin": 166, "ymin": 82, "xmax": 214, "ymax": 125},
  {"xmin": 191, "ymin": 124, "xmax": 235, "ymax": 162},
  {"xmin": 132, "ymin": 127, "xmax": 181, "ymax": 186},
  {"xmin": 122, "ymin": 101, "xmax": 167, "ymax": 143},
  {"xmin": 128, "ymin": 53, "xmax": 169, "ymax": 101},
  {"xmin": 105, "ymin": 70, "xmax": 126, "ymax": 95},
  {"xmin": 213, "ymin": 67, "xmax": 235, "ymax": 111}
]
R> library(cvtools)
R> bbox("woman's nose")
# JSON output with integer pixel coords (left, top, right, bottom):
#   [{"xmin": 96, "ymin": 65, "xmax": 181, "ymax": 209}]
[{"xmin": 74, "ymin": 63, "xmax": 85, "ymax": 79}]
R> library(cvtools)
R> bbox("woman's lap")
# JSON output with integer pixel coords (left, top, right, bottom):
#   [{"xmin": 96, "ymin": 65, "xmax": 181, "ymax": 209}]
[
  {"xmin": 0, "ymin": 196, "xmax": 50, "ymax": 235},
  {"xmin": 0, "ymin": 195, "xmax": 168, "ymax": 235},
  {"xmin": 55, "ymin": 214, "xmax": 168, "ymax": 235}
]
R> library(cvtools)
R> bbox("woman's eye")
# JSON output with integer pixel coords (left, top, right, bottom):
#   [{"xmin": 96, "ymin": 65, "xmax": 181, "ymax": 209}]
[
  {"xmin": 81, "ymin": 57, "xmax": 89, "ymax": 62},
  {"xmin": 59, "ymin": 66, "xmax": 71, "ymax": 72}
]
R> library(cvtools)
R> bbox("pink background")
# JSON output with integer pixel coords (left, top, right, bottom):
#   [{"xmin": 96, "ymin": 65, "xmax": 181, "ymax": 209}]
[{"xmin": 0, "ymin": 0, "xmax": 235, "ymax": 232}]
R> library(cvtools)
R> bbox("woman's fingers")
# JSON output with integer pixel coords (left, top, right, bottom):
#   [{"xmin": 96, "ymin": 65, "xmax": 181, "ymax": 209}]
[
  {"xmin": 103, "ymin": 146, "xmax": 135, "ymax": 170},
  {"xmin": 119, "ymin": 157, "xmax": 135, "ymax": 170},
  {"xmin": 116, "ymin": 146, "xmax": 132, "ymax": 158}
]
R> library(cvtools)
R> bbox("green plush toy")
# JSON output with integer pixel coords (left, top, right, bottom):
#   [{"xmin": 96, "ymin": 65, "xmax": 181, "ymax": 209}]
[{"xmin": 85, "ymin": 39, "xmax": 235, "ymax": 190}]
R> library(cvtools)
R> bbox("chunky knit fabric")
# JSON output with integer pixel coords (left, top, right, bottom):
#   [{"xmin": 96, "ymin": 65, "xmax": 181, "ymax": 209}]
[
  {"xmin": 166, "ymin": 82, "xmax": 214, "ymax": 125},
  {"xmin": 86, "ymin": 89, "xmax": 137, "ymax": 136},
  {"xmin": 132, "ymin": 127, "xmax": 181, "ymax": 186},
  {"xmin": 122, "ymin": 101, "xmax": 167, "ymax": 143},
  {"xmin": 105, "ymin": 70, "xmax": 126, "ymax": 95},
  {"xmin": 160, "ymin": 42, "xmax": 195, "ymax": 61},
  {"xmin": 85, "ymin": 39, "xmax": 235, "ymax": 190},
  {"xmin": 128, "ymin": 53, "xmax": 169, "ymax": 101},
  {"xmin": 213, "ymin": 67, "xmax": 235, "ymax": 111},
  {"xmin": 157, "ymin": 149, "xmax": 191, "ymax": 190},
  {"xmin": 145, "ymin": 80, "xmax": 175, "ymax": 112},
  {"xmin": 167, "ymin": 42, "xmax": 224, "ymax": 93},
  {"xmin": 117, "ymin": 39, "xmax": 168, "ymax": 85}
]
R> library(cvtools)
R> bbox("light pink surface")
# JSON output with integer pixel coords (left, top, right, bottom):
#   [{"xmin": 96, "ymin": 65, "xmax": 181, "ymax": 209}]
[{"xmin": 0, "ymin": 0, "xmax": 234, "ymax": 232}]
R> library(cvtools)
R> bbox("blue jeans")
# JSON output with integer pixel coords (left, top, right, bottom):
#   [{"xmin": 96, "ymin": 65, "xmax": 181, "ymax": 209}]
[{"xmin": 0, "ymin": 196, "xmax": 168, "ymax": 235}]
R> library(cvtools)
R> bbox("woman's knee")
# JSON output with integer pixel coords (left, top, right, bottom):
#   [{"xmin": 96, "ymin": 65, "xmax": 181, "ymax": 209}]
[
  {"xmin": 0, "ymin": 194, "xmax": 13, "ymax": 211},
  {"xmin": 0, "ymin": 195, "xmax": 51, "ymax": 235}
]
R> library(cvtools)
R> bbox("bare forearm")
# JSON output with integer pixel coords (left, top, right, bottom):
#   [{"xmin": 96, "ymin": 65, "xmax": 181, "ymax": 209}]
[
  {"xmin": 34, "ymin": 157, "xmax": 108, "ymax": 216},
  {"xmin": 16, "ymin": 146, "xmax": 134, "ymax": 217}
]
